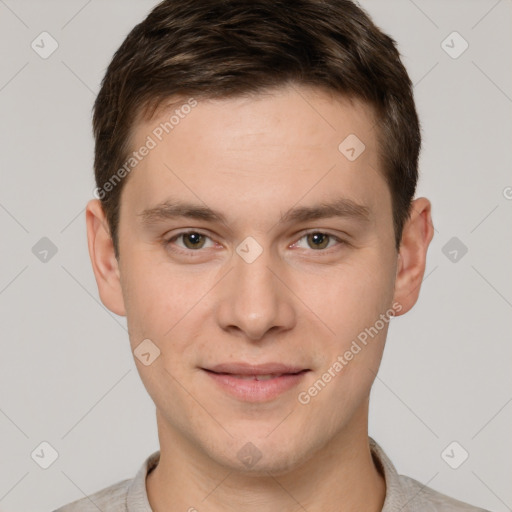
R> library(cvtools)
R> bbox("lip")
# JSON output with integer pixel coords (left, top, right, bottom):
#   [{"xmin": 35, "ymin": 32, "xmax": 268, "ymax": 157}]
[
  {"xmin": 202, "ymin": 362, "xmax": 310, "ymax": 402},
  {"xmin": 206, "ymin": 362, "xmax": 307, "ymax": 375}
]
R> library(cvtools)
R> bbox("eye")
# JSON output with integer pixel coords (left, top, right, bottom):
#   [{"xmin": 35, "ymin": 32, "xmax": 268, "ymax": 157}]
[
  {"xmin": 163, "ymin": 229, "xmax": 347, "ymax": 257},
  {"xmin": 292, "ymin": 231, "xmax": 345, "ymax": 251},
  {"xmin": 164, "ymin": 231, "xmax": 215, "ymax": 252}
]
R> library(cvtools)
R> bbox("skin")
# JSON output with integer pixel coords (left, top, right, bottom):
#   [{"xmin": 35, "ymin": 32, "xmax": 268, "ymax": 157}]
[{"xmin": 86, "ymin": 84, "xmax": 434, "ymax": 512}]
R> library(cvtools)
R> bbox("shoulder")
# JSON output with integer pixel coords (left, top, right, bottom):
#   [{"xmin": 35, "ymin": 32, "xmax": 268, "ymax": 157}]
[
  {"xmin": 53, "ymin": 477, "xmax": 131, "ymax": 512},
  {"xmin": 53, "ymin": 450, "xmax": 160, "ymax": 511},
  {"xmin": 369, "ymin": 438, "xmax": 491, "ymax": 512},
  {"xmin": 398, "ymin": 474, "xmax": 491, "ymax": 512}
]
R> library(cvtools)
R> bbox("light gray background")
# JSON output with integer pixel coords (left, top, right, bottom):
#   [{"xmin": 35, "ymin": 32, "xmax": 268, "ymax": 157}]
[{"xmin": 0, "ymin": 1, "xmax": 511, "ymax": 511}]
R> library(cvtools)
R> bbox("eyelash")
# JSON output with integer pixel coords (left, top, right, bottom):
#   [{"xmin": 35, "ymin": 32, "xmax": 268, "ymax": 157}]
[{"xmin": 162, "ymin": 230, "xmax": 347, "ymax": 256}]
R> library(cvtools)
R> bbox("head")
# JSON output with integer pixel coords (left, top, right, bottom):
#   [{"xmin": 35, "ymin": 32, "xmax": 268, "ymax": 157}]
[{"xmin": 87, "ymin": 0, "xmax": 433, "ymax": 475}]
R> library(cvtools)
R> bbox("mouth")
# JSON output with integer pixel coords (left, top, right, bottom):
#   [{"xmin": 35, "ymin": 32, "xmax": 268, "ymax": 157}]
[
  {"xmin": 207, "ymin": 372, "xmax": 305, "ymax": 381},
  {"xmin": 201, "ymin": 363, "xmax": 310, "ymax": 402}
]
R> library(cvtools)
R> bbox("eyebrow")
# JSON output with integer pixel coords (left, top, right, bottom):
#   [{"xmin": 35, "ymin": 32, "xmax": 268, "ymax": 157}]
[{"xmin": 137, "ymin": 197, "xmax": 371, "ymax": 227}]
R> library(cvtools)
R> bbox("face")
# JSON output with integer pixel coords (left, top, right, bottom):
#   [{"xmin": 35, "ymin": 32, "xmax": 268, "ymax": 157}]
[{"xmin": 88, "ymin": 84, "xmax": 428, "ymax": 475}]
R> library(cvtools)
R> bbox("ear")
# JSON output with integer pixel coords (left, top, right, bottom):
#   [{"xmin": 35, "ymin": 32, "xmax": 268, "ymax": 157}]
[
  {"xmin": 392, "ymin": 197, "xmax": 434, "ymax": 316},
  {"xmin": 85, "ymin": 199, "xmax": 127, "ymax": 317}
]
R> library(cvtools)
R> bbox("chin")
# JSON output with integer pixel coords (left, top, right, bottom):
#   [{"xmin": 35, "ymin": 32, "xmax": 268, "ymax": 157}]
[{"xmin": 205, "ymin": 434, "xmax": 312, "ymax": 477}]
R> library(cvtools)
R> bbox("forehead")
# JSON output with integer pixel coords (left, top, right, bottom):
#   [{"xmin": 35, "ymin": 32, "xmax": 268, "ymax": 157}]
[
  {"xmin": 121, "ymin": 85, "xmax": 388, "ymax": 229},
  {"xmin": 136, "ymin": 85, "xmax": 378, "ymax": 151}
]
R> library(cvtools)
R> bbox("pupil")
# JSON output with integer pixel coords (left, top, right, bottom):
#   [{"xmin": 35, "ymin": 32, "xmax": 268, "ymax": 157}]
[
  {"xmin": 310, "ymin": 233, "xmax": 328, "ymax": 249},
  {"xmin": 185, "ymin": 233, "xmax": 203, "ymax": 248}
]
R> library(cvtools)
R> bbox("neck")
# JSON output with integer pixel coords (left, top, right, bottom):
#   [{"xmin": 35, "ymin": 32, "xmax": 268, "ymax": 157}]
[{"xmin": 146, "ymin": 404, "xmax": 386, "ymax": 512}]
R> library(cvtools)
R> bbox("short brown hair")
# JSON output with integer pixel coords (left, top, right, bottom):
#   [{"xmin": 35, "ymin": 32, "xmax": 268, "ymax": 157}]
[{"xmin": 93, "ymin": 0, "xmax": 420, "ymax": 259}]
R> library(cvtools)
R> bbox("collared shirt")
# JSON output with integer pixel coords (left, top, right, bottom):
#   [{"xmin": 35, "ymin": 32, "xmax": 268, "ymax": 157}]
[{"xmin": 54, "ymin": 437, "xmax": 490, "ymax": 511}]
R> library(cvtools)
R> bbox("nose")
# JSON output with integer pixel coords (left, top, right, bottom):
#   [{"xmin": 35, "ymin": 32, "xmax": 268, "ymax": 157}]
[{"xmin": 214, "ymin": 244, "xmax": 296, "ymax": 342}]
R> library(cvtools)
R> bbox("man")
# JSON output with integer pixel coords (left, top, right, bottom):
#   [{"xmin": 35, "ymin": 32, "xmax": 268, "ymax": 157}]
[{"xmin": 55, "ymin": 0, "xmax": 490, "ymax": 510}]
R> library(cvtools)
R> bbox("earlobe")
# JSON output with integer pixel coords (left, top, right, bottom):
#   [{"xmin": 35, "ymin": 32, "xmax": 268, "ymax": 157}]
[
  {"xmin": 392, "ymin": 197, "xmax": 434, "ymax": 316},
  {"xmin": 85, "ymin": 199, "xmax": 127, "ymax": 317}
]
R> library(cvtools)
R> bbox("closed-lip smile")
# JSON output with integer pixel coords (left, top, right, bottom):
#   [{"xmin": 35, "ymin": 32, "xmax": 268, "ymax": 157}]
[{"xmin": 202, "ymin": 362, "xmax": 310, "ymax": 402}]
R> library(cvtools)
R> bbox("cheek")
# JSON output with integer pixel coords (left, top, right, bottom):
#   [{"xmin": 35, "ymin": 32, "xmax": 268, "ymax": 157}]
[
  {"xmin": 303, "ymin": 251, "xmax": 396, "ymax": 405},
  {"xmin": 120, "ymin": 254, "xmax": 179, "ymax": 345},
  {"xmin": 298, "ymin": 252, "xmax": 396, "ymax": 342},
  {"xmin": 297, "ymin": 316, "xmax": 391, "ymax": 424},
  {"xmin": 121, "ymin": 253, "xmax": 215, "ymax": 366}
]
